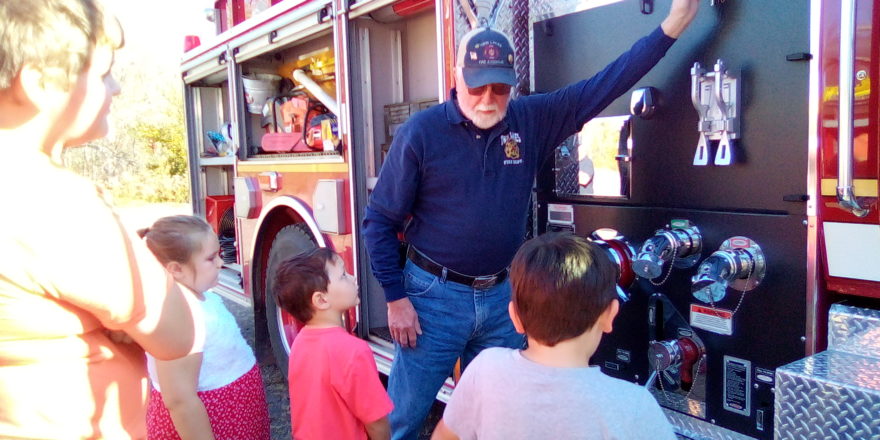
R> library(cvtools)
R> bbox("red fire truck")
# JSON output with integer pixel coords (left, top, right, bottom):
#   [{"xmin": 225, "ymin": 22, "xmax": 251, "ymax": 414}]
[{"xmin": 181, "ymin": 0, "xmax": 880, "ymax": 438}]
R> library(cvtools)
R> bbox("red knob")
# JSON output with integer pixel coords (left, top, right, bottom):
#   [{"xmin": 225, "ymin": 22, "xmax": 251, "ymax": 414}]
[{"xmin": 677, "ymin": 337, "xmax": 702, "ymax": 385}]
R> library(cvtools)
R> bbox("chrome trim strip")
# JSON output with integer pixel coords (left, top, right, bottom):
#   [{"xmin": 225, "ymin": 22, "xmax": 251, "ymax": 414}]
[
  {"xmin": 835, "ymin": 0, "xmax": 869, "ymax": 217},
  {"xmin": 435, "ymin": 0, "xmax": 448, "ymax": 100},
  {"xmin": 334, "ymin": 0, "xmax": 364, "ymax": 331},
  {"xmin": 804, "ymin": 0, "xmax": 821, "ymax": 355},
  {"xmin": 237, "ymin": 155, "xmax": 347, "ymax": 166},
  {"xmin": 211, "ymin": 284, "xmax": 252, "ymax": 307},
  {"xmin": 664, "ymin": 409, "xmax": 758, "ymax": 440}
]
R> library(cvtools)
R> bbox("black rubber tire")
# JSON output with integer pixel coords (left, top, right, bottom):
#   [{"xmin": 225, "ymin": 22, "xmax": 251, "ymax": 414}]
[{"xmin": 265, "ymin": 224, "xmax": 317, "ymax": 379}]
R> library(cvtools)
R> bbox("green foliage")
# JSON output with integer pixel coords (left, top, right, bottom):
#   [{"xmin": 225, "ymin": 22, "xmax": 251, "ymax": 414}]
[
  {"xmin": 63, "ymin": 63, "xmax": 190, "ymax": 204},
  {"xmin": 135, "ymin": 89, "xmax": 188, "ymax": 178}
]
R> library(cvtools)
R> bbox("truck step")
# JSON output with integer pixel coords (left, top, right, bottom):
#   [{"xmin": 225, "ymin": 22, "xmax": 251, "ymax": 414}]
[{"xmin": 775, "ymin": 304, "xmax": 880, "ymax": 439}]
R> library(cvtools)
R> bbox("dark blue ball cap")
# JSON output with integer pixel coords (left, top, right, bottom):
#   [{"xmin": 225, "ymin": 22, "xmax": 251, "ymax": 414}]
[{"xmin": 456, "ymin": 27, "xmax": 516, "ymax": 88}]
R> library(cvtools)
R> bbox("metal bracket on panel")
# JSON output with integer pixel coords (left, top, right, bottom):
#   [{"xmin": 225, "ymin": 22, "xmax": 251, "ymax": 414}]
[
  {"xmin": 630, "ymin": 87, "xmax": 657, "ymax": 119},
  {"xmin": 690, "ymin": 59, "xmax": 741, "ymax": 166},
  {"xmin": 234, "ymin": 177, "xmax": 261, "ymax": 219},
  {"xmin": 318, "ymin": 5, "xmax": 332, "ymax": 23},
  {"xmin": 258, "ymin": 172, "xmax": 281, "ymax": 192},
  {"xmin": 313, "ymin": 179, "xmax": 348, "ymax": 234}
]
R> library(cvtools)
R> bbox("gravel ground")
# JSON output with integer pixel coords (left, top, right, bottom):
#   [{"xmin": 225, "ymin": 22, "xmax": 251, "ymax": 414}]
[{"xmin": 220, "ymin": 296, "xmax": 291, "ymax": 439}]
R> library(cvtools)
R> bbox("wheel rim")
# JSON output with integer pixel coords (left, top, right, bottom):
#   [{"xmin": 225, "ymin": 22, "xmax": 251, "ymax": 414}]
[{"xmin": 276, "ymin": 306, "xmax": 302, "ymax": 356}]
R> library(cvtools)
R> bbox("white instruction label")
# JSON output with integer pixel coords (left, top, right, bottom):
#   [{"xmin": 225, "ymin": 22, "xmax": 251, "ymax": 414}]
[{"xmin": 690, "ymin": 304, "xmax": 733, "ymax": 335}]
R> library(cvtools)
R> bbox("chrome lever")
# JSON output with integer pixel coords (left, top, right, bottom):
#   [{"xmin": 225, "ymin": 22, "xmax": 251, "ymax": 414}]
[
  {"xmin": 691, "ymin": 63, "xmax": 710, "ymax": 166},
  {"xmin": 713, "ymin": 60, "xmax": 733, "ymax": 166},
  {"xmin": 693, "ymin": 132, "xmax": 709, "ymax": 166}
]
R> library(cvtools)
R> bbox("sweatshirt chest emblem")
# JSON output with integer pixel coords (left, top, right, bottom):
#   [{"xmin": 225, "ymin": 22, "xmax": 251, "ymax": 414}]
[{"xmin": 502, "ymin": 132, "xmax": 523, "ymax": 165}]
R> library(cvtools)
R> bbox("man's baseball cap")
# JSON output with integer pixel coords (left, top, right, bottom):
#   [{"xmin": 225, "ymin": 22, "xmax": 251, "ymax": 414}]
[{"xmin": 456, "ymin": 27, "xmax": 516, "ymax": 88}]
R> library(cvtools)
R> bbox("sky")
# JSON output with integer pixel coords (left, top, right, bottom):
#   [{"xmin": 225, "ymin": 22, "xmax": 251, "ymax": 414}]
[{"xmin": 103, "ymin": 0, "xmax": 216, "ymax": 77}]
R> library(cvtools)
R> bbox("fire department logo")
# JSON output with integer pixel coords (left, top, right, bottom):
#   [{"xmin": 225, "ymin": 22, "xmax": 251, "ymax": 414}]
[
  {"xmin": 502, "ymin": 133, "xmax": 523, "ymax": 165},
  {"xmin": 483, "ymin": 44, "xmax": 500, "ymax": 60},
  {"xmin": 504, "ymin": 139, "xmax": 520, "ymax": 159}
]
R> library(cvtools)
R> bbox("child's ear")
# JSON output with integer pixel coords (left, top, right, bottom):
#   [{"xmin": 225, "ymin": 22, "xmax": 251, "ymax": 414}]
[
  {"xmin": 18, "ymin": 65, "xmax": 64, "ymax": 110},
  {"xmin": 311, "ymin": 291, "xmax": 330, "ymax": 310},
  {"xmin": 508, "ymin": 301, "xmax": 526, "ymax": 335},
  {"xmin": 165, "ymin": 261, "xmax": 185, "ymax": 279},
  {"xmin": 600, "ymin": 299, "xmax": 620, "ymax": 334}
]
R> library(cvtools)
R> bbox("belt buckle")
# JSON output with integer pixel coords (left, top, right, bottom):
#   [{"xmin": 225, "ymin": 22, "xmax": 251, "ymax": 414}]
[{"xmin": 472, "ymin": 275, "xmax": 497, "ymax": 290}]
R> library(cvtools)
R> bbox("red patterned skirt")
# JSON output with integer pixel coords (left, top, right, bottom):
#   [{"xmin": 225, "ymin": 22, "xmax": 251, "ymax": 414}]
[{"xmin": 146, "ymin": 364, "xmax": 270, "ymax": 440}]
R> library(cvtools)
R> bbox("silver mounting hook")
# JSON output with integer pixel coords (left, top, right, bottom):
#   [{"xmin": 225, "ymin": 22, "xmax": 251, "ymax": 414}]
[{"xmin": 690, "ymin": 58, "xmax": 740, "ymax": 166}]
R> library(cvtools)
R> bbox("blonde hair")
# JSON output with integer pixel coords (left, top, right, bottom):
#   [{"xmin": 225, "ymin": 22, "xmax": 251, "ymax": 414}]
[
  {"xmin": 0, "ymin": 0, "xmax": 124, "ymax": 90},
  {"xmin": 138, "ymin": 215, "xmax": 214, "ymax": 265}
]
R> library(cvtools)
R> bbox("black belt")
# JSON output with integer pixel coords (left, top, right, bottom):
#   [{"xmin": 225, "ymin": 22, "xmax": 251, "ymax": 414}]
[{"xmin": 406, "ymin": 247, "xmax": 508, "ymax": 290}]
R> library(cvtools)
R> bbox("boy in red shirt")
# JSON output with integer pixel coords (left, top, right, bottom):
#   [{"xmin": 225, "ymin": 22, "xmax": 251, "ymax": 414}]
[{"xmin": 274, "ymin": 247, "xmax": 393, "ymax": 440}]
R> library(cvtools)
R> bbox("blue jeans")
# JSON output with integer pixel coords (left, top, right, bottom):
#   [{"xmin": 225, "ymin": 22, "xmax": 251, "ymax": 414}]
[{"xmin": 388, "ymin": 260, "xmax": 525, "ymax": 440}]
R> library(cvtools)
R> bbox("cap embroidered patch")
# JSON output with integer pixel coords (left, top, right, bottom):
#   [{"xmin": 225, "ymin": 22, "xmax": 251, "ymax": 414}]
[{"xmin": 456, "ymin": 27, "xmax": 516, "ymax": 88}]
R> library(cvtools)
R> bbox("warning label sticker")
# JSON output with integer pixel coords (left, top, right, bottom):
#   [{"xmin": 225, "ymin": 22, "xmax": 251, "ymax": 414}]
[
  {"xmin": 690, "ymin": 304, "xmax": 734, "ymax": 335},
  {"xmin": 723, "ymin": 356, "xmax": 751, "ymax": 416}
]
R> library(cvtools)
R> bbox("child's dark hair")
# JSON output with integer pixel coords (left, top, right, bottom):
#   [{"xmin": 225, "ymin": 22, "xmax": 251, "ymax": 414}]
[
  {"xmin": 510, "ymin": 232, "xmax": 618, "ymax": 347},
  {"xmin": 273, "ymin": 247, "xmax": 339, "ymax": 323},
  {"xmin": 137, "ymin": 215, "xmax": 213, "ymax": 265}
]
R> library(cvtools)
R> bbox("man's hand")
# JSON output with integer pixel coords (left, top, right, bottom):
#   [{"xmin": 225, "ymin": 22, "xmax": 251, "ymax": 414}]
[
  {"xmin": 387, "ymin": 297, "xmax": 422, "ymax": 348},
  {"xmin": 661, "ymin": 0, "xmax": 700, "ymax": 39}
]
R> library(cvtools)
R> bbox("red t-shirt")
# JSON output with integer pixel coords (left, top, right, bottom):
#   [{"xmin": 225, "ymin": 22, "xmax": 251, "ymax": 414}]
[{"xmin": 289, "ymin": 326, "xmax": 393, "ymax": 440}]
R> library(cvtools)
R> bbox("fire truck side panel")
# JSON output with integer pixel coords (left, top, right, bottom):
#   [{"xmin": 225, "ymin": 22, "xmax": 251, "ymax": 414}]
[
  {"xmin": 817, "ymin": 0, "xmax": 880, "ymax": 300},
  {"xmin": 541, "ymin": 204, "xmax": 808, "ymax": 439},
  {"xmin": 533, "ymin": 2, "xmax": 810, "ymax": 439},
  {"xmin": 817, "ymin": 0, "xmax": 878, "ymax": 223},
  {"xmin": 236, "ymin": 166, "xmax": 354, "ymax": 275},
  {"xmin": 533, "ymin": 1, "xmax": 809, "ymax": 215}
]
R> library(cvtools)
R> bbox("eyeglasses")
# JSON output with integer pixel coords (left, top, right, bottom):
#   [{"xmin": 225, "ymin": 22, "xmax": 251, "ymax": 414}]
[{"xmin": 466, "ymin": 83, "xmax": 512, "ymax": 96}]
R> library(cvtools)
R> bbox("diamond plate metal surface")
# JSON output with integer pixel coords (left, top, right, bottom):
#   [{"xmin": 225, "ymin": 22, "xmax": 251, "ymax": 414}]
[
  {"xmin": 663, "ymin": 409, "xmax": 757, "ymax": 440},
  {"xmin": 775, "ymin": 350, "xmax": 880, "ymax": 440},
  {"xmin": 649, "ymin": 387, "xmax": 707, "ymax": 419},
  {"xmin": 829, "ymin": 303, "xmax": 880, "ymax": 358},
  {"xmin": 453, "ymin": 0, "xmax": 610, "ymax": 98},
  {"xmin": 554, "ymin": 137, "xmax": 579, "ymax": 196}
]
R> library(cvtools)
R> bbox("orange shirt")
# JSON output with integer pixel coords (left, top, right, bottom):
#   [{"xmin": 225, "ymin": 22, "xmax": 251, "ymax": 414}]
[
  {"xmin": 288, "ymin": 327, "xmax": 393, "ymax": 440},
  {"xmin": 0, "ymin": 151, "xmax": 172, "ymax": 439}
]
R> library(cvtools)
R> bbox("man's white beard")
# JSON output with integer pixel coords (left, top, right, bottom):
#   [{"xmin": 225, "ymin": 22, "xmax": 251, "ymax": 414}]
[{"xmin": 462, "ymin": 104, "xmax": 505, "ymax": 129}]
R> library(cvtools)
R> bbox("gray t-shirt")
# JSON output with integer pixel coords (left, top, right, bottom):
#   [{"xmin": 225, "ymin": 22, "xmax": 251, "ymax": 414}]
[{"xmin": 443, "ymin": 347, "xmax": 677, "ymax": 440}]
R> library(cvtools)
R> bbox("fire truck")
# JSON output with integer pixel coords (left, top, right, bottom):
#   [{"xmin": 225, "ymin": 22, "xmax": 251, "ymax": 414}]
[{"xmin": 181, "ymin": 0, "xmax": 880, "ymax": 438}]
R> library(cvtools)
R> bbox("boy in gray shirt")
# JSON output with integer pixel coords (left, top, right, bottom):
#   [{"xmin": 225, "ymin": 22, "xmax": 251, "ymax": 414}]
[{"xmin": 431, "ymin": 233, "xmax": 676, "ymax": 440}]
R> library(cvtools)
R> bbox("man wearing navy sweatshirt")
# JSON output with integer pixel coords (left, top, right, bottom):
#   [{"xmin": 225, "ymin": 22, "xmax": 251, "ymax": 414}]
[{"xmin": 363, "ymin": 1, "xmax": 700, "ymax": 438}]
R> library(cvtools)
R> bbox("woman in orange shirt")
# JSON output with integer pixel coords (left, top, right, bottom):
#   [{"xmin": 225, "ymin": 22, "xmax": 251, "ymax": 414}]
[{"xmin": 0, "ymin": 2, "xmax": 203, "ymax": 438}]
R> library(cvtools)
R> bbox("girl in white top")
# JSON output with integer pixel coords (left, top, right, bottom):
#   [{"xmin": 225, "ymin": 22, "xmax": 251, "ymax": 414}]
[{"xmin": 139, "ymin": 215, "xmax": 270, "ymax": 440}]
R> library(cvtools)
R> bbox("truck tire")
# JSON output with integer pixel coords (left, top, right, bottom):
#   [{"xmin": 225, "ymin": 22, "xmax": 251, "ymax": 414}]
[{"xmin": 265, "ymin": 223, "xmax": 317, "ymax": 378}]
